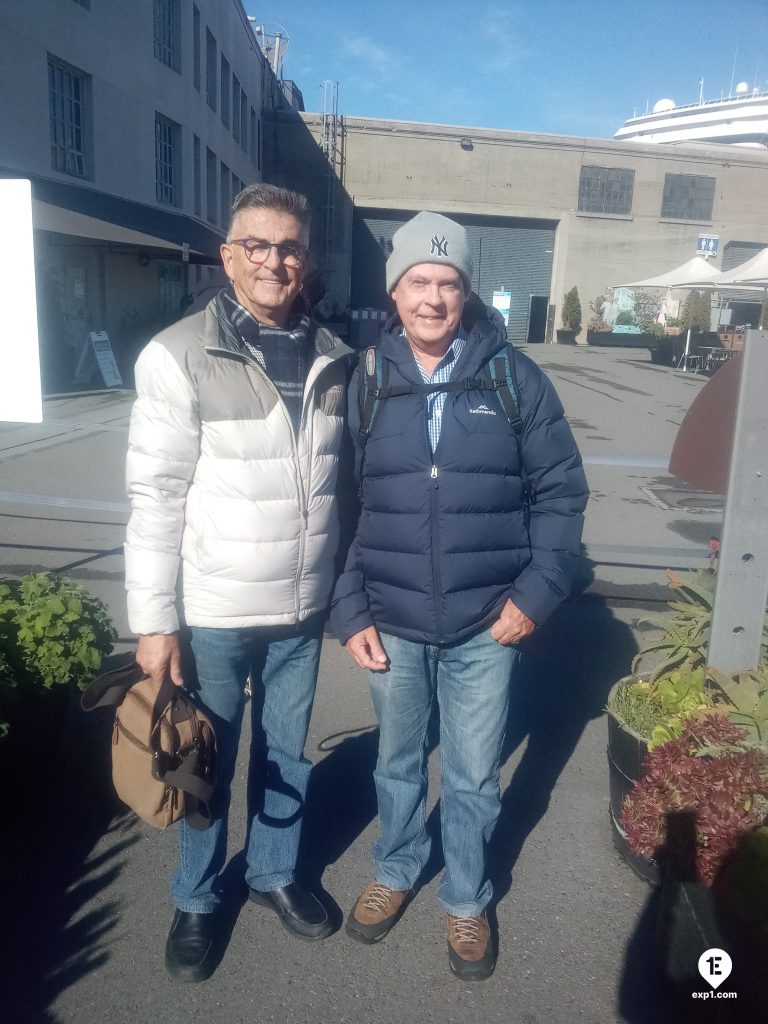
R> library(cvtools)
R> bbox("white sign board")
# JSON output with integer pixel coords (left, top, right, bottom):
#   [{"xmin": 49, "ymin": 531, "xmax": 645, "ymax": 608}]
[
  {"xmin": 0, "ymin": 180, "xmax": 42, "ymax": 423},
  {"xmin": 492, "ymin": 290, "xmax": 512, "ymax": 323},
  {"xmin": 697, "ymin": 233, "xmax": 719, "ymax": 258},
  {"xmin": 73, "ymin": 331, "xmax": 123, "ymax": 388}
]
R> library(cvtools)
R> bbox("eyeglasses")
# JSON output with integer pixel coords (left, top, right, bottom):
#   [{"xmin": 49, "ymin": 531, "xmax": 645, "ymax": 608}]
[{"xmin": 228, "ymin": 237, "xmax": 308, "ymax": 267}]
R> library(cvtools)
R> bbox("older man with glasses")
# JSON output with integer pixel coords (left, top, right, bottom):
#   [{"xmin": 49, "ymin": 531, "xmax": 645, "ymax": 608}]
[{"xmin": 125, "ymin": 183, "xmax": 352, "ymax": 981}]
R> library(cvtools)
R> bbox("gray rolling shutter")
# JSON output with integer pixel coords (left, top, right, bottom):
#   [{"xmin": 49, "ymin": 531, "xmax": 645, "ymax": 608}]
[{"xmin": 352, "ymin": 209, "xmax": 556, "ymax": 341}]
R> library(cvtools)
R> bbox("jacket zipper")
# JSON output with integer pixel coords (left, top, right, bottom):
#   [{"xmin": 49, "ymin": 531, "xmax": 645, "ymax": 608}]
[{"xmin": 207, "ymin": 344, "xmax": 338, "ymax": 621}]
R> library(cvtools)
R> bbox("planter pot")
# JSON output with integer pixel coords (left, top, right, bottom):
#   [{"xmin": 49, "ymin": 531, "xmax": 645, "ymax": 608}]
[
  {"xmin": 587, "ymin": 331, "xmax": 663, "ymax": 349},
  {"xmin": 0, "ymin": 683, "xmax": 72, "ymax": 820},
  {"xmin": 556, "ymin": 329, "xmax": 577, "ymax": 344},
  {"xmin": 606, "ymin": 678, "xmax": 659, "ymax": 884}
]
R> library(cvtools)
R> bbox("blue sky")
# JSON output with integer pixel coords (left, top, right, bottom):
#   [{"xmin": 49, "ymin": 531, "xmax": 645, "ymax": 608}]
[{"xmin": 244, "ymin": 0, "xmax": 768, "ymax": 138}]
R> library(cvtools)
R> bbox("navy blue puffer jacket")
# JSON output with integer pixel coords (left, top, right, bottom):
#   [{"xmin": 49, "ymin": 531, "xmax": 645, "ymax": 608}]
[{"xmin": 330, "ymin": 301, "xmax": 588, "ymax": 645}]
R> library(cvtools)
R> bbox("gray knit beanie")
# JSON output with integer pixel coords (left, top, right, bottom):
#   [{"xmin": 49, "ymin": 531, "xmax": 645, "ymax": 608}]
[{"xmin": 386, "ymin": 212, "xmax": 473, "ymax": 293}]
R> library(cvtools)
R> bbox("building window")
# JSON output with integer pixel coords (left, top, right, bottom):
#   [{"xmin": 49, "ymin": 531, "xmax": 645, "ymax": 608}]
[
  {"xmin": 220, "ymin": 56, "xmax": 230, "ymax": 127},
  {"xmin": 155, "ymin": 113, "xmax": 181, "ymax": 206},
  {"xmin": 206, "ymin": 29, "xmax": 217, "ymax": 110},
  {"xmin": 193, "ymin": 134, "xmax": 201, "ymax": 217},
  {"xmin": 220, "ymin": 162, "xmax": 230, "ymax": 230},
  {"xmin": 48, "ymin": 56, "xmax": 90, "ymax": 178},
  {"xmin": 240, "ymin": 90, "xmax": 248, "ymax": 152},
  {"xmin": 153, "ymin": 0, "xmax": 180, "ymax": 73},
  {"xmin": 250, "ymin": 107, "xmax": 257, "ymax": 166},
  {"xmin": 661, "ymin": 173, "xmax": 716, "ymax": 220},
  {"xmin": 158, "ymin": 262, "xmax": 184, "ymax": 315},
  {"xmin": 192, "ymin": 4, "xmax": 200, "ymax": 91},
  {"xmin": 232, "ymin": 74, "xmax": 241, "ymax": 143},
  {"xmin": 206, "ymin": 147, "xmax": 217, "ymax": 224},
  {"xmin": 578, "ymin": 165, "xmax": 634, "ymax": 215}
]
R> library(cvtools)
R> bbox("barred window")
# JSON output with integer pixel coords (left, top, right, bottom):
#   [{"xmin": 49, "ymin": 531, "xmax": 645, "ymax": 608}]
[
  {"xmin": 578, "ymin": 165, "xmax": 634, "ymax": 215},
  {"xmin": 206, "ymin": 29, "xmax": 217, "ymax": 110},
  {"xmin": 232, "ymin": 75, "xmax": 241, "ymax": 143},
  {"xmin": 220, "ymin": 162, "xmax": 230, "ymax": 230},
  {"xmin": 153, "ymin": 0, "xmax": 180, "ymax": 73},
  {"xmin": 193, "ymin": 134, "xmax": 201, "ymax": 217},
  {"xmin": 220, "ymin": 56, "xmax": 230, "ymax": 127},
  {"xmin": 206, "ymin": 147, "xmax": 217, "ymax": 224},
  {"xmin": 155, "ymin": 113, "xmax": 181, "ymax": 206},
  {"xmin": 661, "ymin": 173, "xmax": 715, "ymax": 220},
  {"xmin": 240, "ymin": 89, "xmax": 248, "ymax": 152},
  {"xmin": 48, "ymin": 56, "xmax": 90, "ymax": 178},
  {"xmin": 192, "ymin": 4, "xmax": 200, "ymax": 90}
]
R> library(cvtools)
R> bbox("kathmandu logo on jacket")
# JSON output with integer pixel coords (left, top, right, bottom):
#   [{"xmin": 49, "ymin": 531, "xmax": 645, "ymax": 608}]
[
  {"xmin": 470, "ymin": 404, "xmax": 496, "ymax": 416},
  {"xmin": 430, "ymin": 235, "xmax": 448, "ymax": 257}
]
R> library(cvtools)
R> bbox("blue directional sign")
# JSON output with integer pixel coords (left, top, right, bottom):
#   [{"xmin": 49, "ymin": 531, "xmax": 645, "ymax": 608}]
[{"xmin": 697, "ymin": 234, "xmax": 719, "ymax": 258}]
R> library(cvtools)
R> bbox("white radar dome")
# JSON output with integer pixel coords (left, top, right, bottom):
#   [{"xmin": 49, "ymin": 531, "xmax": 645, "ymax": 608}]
[
  {"xmin": 735, "ymin": 82, "xmax": 749, "ymax": 94},
  {"xmin": 652, "ymin": 98, "xmax": 677, "ymax": 113}
]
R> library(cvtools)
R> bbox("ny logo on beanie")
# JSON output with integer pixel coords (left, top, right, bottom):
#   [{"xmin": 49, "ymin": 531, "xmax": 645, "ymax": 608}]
[{"xmin": 430, "ymin": 235, "xmax": 448, "ymax": 257}]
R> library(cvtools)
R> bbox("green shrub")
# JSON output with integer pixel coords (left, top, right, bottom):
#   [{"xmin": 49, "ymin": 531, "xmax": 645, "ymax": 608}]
[
  {"xmin": 0, "ymin": 573, "xmax": 117, "ymax": 694},
  {"xmin": 615, "ymin": 309, "xmax": 636, "ymax": 326},
  {"xmin": 561, "ymin": 287, "xmax": 582, "ymax": 331},
  {"xmin": 681, "ymin": 290, "xmax": 711, "ymax": 334}
]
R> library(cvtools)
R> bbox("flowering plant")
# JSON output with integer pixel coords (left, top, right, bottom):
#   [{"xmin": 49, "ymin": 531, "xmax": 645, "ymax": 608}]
[{"xmin": 621, "ymin": 716, "xmax": 768, "ymax": 884}]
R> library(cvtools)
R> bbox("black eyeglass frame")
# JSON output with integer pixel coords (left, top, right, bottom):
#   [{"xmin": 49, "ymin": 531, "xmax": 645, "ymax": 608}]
[{"xmin": 227, "ymin": 237, "xmax": 308, "ymax": 267}]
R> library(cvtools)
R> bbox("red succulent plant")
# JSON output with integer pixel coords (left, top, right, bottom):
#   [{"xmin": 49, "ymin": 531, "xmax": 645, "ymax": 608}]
[{"xmin": 621, "ymin": 715, "xmax": 768, "ymax": 884}]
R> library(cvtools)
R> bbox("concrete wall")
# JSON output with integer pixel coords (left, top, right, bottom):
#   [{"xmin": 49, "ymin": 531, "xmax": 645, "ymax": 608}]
[
  {"xmin": 269, "ymin": 111, "xmax": 768, "ymax": 339},
  {"xmin": 0, "ymin": 0, "xmax": 266, "ymax": 219},
  {"xmin": 0, "ymin": 0, "xmax": 272, "ymax": 389}
]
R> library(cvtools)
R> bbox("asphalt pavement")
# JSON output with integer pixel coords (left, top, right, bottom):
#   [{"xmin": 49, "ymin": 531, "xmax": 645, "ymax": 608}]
[{"xmin": 0, "ymin": 346, "xmax": 725, "ymax": 1024}]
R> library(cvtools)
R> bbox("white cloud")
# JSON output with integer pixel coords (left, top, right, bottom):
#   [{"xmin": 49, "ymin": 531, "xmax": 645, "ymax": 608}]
[{"xmin": 341, "ymin": 33, "xmax": 399, "ymax": 78}]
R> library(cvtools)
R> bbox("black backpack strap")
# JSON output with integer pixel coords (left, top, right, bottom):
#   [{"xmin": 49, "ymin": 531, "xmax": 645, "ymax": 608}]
[
  {"xmin": 486, "ymin": 345, "xmax": 523, "ymax": 434},
  {"xmin": 358, "ymin": 346, "xmax": 385, "ymax": 440}
]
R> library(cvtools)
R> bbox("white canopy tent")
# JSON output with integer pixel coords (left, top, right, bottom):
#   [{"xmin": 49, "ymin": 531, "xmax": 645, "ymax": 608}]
[
  {"xmin": 685, "ymin": 247, "xmax": 768, "ymax": 331},
  {"xmin": 614, "ymin": 255, "xmax": 724, "ymax": 290},
  {"xmin": 614, "ymin": 256, "xmax": 726, "ymax": 370}
]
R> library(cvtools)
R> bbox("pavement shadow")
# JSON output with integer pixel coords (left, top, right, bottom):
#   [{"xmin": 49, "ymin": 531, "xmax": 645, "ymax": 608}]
[
  {"xmin": 0, "ymin": 689, "xmax": 137, "ymax": 1023},
  {"xmin": 487, "ymin": 591, "xmax": 638, "ymax": 900},
  {"xmin": 296, "ymin": 727, "xmax": 379, "ymax": 904}
]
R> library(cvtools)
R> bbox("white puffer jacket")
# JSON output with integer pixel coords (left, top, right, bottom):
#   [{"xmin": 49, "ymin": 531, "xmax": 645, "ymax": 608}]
[{"xmin": 124, "ymin": 298, "xmax": 351, "ymax": 634}]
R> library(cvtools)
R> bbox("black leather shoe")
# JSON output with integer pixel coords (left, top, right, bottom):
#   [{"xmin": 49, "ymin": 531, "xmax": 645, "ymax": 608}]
[
  {"xmin": 248, "ymin": 882, "xmax": 332, "ymax": 940},
  {"xmin": 165, "ymin": 909, "xmax": 218, "ymax": 982}
]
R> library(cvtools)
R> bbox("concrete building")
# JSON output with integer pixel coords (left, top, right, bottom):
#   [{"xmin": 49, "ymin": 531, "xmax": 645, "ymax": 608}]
[
  {"xmin": 0, "ymin": 0, "xmax": 277, "ymax": 390},
  {"xmin": 267, "ymin": 110, "xmax": 768, "ymax": 343}
]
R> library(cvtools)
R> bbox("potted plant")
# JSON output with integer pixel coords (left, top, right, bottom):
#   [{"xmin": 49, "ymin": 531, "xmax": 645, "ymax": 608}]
[
  {"xmin": 0, "ymin": 572, "xmax": 118, "ymax": 814},
  {"xmin": 606, "ymin": 568, "xmax": 768, "ymax": 875},
  {"xmin": 557, "ymin": 286, "xmax": 581, "ymax": 343}
]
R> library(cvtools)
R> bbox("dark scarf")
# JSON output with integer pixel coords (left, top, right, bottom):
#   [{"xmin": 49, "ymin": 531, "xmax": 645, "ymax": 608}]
[{"xmin": 219, "ymin": 287, "xmax": 312, "ymax": 436}]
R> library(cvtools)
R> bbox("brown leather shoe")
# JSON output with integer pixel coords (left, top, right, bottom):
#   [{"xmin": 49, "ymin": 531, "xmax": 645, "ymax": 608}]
[
  {"xmin": 446, "ymin": 912, "xmax": 496, "ymax": 981},
  {"xmin": 345, "ymin": 881, "xmax": 411, "ymax": 944}
]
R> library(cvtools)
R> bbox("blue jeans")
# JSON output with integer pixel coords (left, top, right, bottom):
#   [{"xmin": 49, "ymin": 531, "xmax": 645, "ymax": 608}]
[
  {"xmin": 170, "ymin": 622, "xmax": 322, "ymax": 913},
  {"xmin": 368, "ymin": 629, "xmax": 520, "ymax": 917}
]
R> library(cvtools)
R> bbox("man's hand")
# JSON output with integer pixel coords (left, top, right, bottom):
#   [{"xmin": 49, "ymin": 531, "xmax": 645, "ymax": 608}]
[
  {"xmin": 490, "ymin": 599, "xmax": 536, "ymax": 646},
  {"xmin": 136, "ymin": 633, "xmax": 185, "ymax": 687},
  {"xmin": 345, "ymin": 626, "xmax": 389, "ymax": 671}
]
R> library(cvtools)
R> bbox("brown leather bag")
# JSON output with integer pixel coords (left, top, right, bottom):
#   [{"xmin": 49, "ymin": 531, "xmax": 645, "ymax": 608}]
[{"xmin": 82, "ymin": 657, "xmax": 216, "ymax": 829}]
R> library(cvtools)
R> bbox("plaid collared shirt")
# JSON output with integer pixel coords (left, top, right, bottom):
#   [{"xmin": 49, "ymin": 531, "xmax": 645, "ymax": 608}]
[
  {"xmin": 410, "ymin": 326, "xmax": 467, "ymax": 453},
  {"xmin": 220, "ymin": 288, "xmax": 311, "ymax": 435}
]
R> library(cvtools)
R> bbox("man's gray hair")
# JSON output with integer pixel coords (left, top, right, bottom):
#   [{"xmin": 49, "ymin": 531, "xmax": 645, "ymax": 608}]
[{"xmin": 227, "ymin": 183, "xmax": 311, "ymax": 240}]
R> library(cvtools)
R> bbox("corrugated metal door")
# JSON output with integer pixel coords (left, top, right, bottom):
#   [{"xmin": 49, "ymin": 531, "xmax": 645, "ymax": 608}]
[{"xmin": 352, "ymin": 209, "xmax": 557, "ymax": 341}]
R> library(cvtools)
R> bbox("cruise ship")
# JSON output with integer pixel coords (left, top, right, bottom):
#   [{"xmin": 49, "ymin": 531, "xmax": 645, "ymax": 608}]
[{"xmin": 615, "ymin": 84, "xmax": 768, "ymax": 148}]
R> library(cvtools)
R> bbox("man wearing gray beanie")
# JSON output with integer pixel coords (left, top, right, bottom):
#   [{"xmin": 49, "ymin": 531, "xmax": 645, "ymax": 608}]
[{"xmin": 331, "ymin": 211, "xmax": 588, "ymax": 980}]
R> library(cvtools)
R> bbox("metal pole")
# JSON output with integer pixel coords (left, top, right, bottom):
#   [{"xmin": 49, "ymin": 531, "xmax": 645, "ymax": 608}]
[{"xmin": 707, "ymin": 329, "xmax": 768, "ymax": 671}]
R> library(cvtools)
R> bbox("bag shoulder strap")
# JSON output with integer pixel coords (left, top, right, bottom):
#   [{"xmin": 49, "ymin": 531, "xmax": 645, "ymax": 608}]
[
  {"xmin": 358, "ymin": 346, "xmax": 385, "ymax": 440},
  {"xmin": 486, "ymin": 344, "xmax": 523, "ymax": 435}
]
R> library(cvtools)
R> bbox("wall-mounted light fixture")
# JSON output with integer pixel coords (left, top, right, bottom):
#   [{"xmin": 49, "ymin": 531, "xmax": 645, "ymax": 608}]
[{"xmin": 459, "ymin": 137, "xmax": 474, "ymax": 151}]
